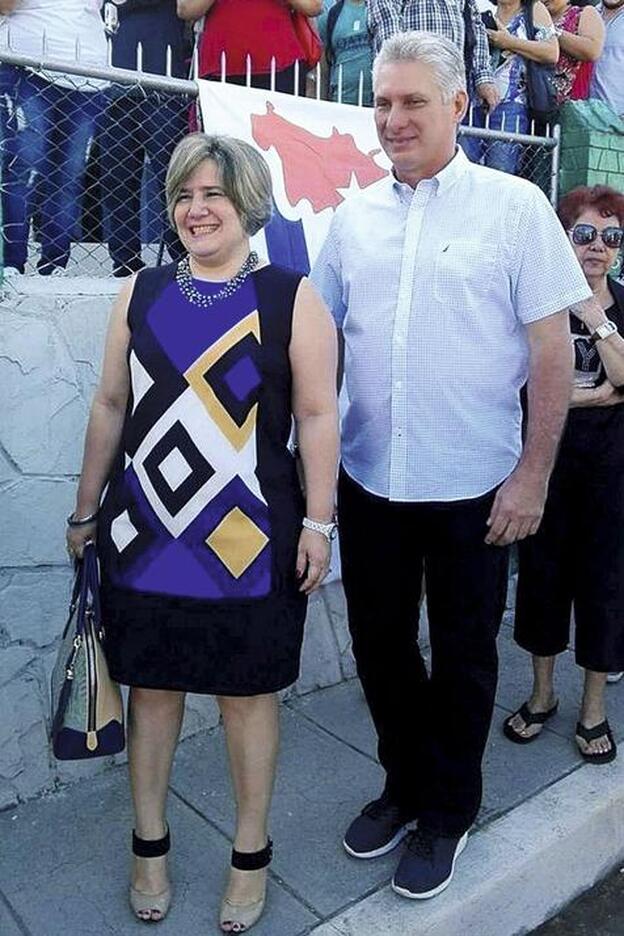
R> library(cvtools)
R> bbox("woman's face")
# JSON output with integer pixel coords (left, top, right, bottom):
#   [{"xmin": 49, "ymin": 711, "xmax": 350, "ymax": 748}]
[
  {"xmin": 568, "ymin": 206, "xmax": 622, "ymax": 281},
  {"xmin": 543, "ymin": 0, "xmax": 568, "ymax": 19},
  {"xmin": 173, "ymin": 159, "xmax": 247, "ymax": 263}
]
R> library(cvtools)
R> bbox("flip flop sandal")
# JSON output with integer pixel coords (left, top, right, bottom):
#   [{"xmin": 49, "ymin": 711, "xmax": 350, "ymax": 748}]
[
  {"xmin": 575, "ymin": 720, "xmax": 617, "ymax": 764},
  {"xmin": 503, "ymin": 700, "xmax": 559, "ymax": 744}
]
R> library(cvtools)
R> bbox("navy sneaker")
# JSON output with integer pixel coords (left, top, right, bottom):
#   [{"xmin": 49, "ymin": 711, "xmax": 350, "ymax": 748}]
[
  {"xmin": 392, "ymin": 827, "xmax": 468, "ymax": 899},
  {"xmin": 343, "ymin": 793, "xmax": 416, "ymax": 859}
]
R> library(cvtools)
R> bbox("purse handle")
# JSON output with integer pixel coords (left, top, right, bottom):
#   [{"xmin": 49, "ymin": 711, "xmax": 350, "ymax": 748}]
[{"xmin": 75, "ymin": 543, "xmax": 101, "ymax": 638}]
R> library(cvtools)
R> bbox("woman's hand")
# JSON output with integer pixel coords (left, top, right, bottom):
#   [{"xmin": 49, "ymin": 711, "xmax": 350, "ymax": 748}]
[
  {"xmin": 570, "ymin": 378, "xmax": 623, "ymax": 409},
  {"xmin": 296, "ymin": 528, "xmax": 331, "ymax": 594},
  {"xmin": 487, "ymin": 25, "xmax": 512, "ymax": 50},
  {"xmin": 66, "ymin": 519, "xmax": 97, "ymax": 562}
]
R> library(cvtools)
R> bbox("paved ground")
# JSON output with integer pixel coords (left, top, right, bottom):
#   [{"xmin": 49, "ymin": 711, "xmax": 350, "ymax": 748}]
[
  {"xmin": 1, "ymin": 621, "xmax": 624, "ymax": 936},
  {"xmin": 533, "ymin": 866, "xmax": 624, "ymax": 935}
]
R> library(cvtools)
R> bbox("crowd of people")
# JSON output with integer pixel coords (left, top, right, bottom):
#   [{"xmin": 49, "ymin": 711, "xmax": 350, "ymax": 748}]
[
  {"xmin": 0, "ymin": 0, "xmax": 622, "ymax": 275},
  {"xmin": 0, "ymin": 2, "xmax": 618, "ymax": 934}
]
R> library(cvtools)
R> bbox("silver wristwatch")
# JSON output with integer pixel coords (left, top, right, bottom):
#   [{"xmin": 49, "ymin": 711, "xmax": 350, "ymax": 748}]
[
  {"xmin": 302, "ymin": 517, "xmax": 338, "ymax": 542},
  {"xmin": 589, "ymin": 320, "xmax": 618, "ymax": 346}
]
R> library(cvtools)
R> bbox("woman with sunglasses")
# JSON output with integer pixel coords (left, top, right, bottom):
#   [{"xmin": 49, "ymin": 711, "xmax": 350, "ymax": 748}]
[{"xmin": 503, "ymin": 184, "xmax": 624, "ymax": 763}]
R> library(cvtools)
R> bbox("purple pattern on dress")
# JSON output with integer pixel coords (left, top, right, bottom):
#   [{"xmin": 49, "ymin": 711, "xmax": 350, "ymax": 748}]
[
  {"xmin": 147, "ymin": 278, "xmax": 259, "ymax": 374},
  {"xmin": 106, "ymin": 276, "xmax": 272, "ymax": 600},
  {"xmin": 223, "ymin": 355, "xmax": 262, "ymax": 402}
]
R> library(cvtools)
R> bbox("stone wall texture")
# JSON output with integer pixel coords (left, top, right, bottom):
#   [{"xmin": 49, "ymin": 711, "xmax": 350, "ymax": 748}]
[{"xmin": 0, "ymin": 278, "xmax": 354, "ymax": 811}]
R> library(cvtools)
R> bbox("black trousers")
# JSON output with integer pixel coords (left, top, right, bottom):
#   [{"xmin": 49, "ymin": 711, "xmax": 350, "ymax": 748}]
[
  {"xmin": 515, "ymin": 450, "xmax": 624, "ymax": 672},
  {"xmin": 338, "ymin": 468, "xmax": 509, "ymax": 836}
]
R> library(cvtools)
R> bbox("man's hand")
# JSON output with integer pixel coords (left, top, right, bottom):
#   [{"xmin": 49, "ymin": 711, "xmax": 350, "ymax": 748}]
[
  {"xmin": 485, "ymin": 467, "xmax": 548, "ymax": 546},
  {"xmin": 476, "ymin": 82, "xmax": 500, "ymax": 113},
  {"xmin": 0, "ymin": 1, "xmax": 19, "ymax": 14}
]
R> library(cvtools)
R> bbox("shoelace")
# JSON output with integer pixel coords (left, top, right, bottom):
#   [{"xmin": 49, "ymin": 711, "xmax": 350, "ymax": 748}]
[{"xmin": 405, "ymin": 828, "xmax": 435, "ymax": 859}]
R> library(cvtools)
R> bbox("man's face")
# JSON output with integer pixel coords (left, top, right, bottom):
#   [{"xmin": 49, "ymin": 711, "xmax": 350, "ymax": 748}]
[{"xmin": 374, "ymin": 60, "xmax": 467, "ymax": 183}]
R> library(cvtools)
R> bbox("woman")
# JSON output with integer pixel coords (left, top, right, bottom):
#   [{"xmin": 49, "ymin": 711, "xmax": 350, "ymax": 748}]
[
  {"xmin": 66, "ymin": 133, "xmax": 339, "ymax": 931},
  {"xmin": 544, "ymin": 0, "xmax": 604, "ymax": 104},
  {"xmin": 177, "ymin": 0, "xmax": 322, "ymax": 94},
  {"xmin": 503, "ymin": 185, "xmax": 624, "ymax": 764},
  {"xmin": 462, "ymin": 0, "xmax": 559, "ymax": 174},
  {"xmin": 0, "ymin": 0, "xmax": 106, "ymax": 275}
]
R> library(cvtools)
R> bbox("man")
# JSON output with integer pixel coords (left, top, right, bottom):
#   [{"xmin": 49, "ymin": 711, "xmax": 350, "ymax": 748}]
[
  {"xmin": 590, "ymin": 0, "xmax": 624, "ymax": 118},
  {"xmin": 311, "ymin": 31, "xmax": 590, "ymax": 899},
  {"xmin": 367, "ymin": 0, "xmax": 500, "ymax": 113}
]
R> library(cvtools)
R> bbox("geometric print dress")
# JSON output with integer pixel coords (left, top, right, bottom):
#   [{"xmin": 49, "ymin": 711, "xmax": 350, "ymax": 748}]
[{"xmin": 97, "ymin": 262, "xmax": 308, "ymax": 695}]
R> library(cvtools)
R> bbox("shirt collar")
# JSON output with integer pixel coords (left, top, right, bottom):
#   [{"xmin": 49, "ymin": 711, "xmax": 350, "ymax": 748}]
[{"xmin": 389, "ymin": 147, "xmax": 469, "ymax": 202}]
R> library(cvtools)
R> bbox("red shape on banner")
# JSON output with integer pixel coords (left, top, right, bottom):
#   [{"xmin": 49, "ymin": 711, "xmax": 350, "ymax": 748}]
[{"xmin": 251, "ymin": 103, "xmax": 387, "ymax": 213}]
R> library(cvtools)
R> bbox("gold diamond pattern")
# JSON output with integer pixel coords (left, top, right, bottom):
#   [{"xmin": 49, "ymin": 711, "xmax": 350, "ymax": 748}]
[
  {"xmin": 205, "ymin": 507, "xmax": 269, "ymax": 579},
  {"xmin": 184, "ymin": 311, "xmax": 261, "ymax": 452}
]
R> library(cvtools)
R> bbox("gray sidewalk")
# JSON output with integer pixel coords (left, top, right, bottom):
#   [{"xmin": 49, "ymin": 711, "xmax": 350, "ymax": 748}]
[{"xmin": 2, "ymin": 621, "xmax": 624, "ymax": 936}]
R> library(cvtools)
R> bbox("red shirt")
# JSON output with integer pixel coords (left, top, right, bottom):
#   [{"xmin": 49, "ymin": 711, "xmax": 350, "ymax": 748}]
[{"xmin": 199, "ymin": 0, "xmax": 305, "ymax": 77}]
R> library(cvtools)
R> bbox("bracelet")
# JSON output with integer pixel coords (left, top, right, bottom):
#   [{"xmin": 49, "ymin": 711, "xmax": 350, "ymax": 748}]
[
  {"xmin": 67, "ymin": 510, "xmax": 99, "ymax": 527},
  {"xmin": 302, "ymin": 516, "xmax": 338, "ymax": 542}
]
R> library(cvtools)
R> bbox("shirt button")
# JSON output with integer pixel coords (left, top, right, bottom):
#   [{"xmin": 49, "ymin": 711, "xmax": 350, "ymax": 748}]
[{"xmin": 395, "ymin": 380, "xmax": 403, "ymax": 390}]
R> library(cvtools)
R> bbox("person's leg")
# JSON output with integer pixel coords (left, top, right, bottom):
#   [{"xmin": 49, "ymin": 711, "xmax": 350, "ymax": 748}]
[
  {"xmin": 509, "ymin": 463, "xmax": 574, "ymax": 737},
  {"xmin": 572, "ymin": 469, "xmax": 624, "ymax": 758},
  {"xmin": 338, "ymin": 468, "xmax": 426, "ymax": 818},
  {"xmin": 99, "ymin": 93, "xmax": 144, "ymax": 274},
  {"xmin": 483, "ymin": 102, "xmax": 529, "ymax": 175},
  {"xmin": 420, "ymin": 488, "xmax": 509, "ymax": 836},
  {"xmin": 40, "ymin": 86, "xmax": 101, "ymax": 271},
  {"xmin": 128, "ymin": 687, "xmax": 186, "ymax": 921},
  {"xmin": 143, "ymin": 95, "xmax": 186, "ymax": 263},
  {"xmin": 1, "ymin": 69, "xmax": 49, "ymax": 271},
  {"xmin": 0, "ymin": 64, "xmax": 24, "ymax": 271},
  {"xmin": 217, "ymin": 692, "xmax": 278, "ymax": 932},
  {"xmin": 458, "ymin": 105, "xmax": 486, "ymax": 165}
]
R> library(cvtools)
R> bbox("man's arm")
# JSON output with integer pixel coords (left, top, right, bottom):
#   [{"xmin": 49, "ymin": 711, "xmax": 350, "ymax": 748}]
[
  {"xmin": 466, "ymin": 0, "xmax": 499, "ymax": 111},
  {"xmin": 367, "ymin": 0, "xmax": 402, "ymax": 53},
  {"xmin": 486, "ymin": 311, "xmax": 572, "ymax": 546}
]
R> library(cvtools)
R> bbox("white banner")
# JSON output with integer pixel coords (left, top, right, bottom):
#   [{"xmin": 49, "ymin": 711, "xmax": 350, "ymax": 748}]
[{"xmin": 197, "ymin": 80, "xmax": 390, "ymax": 273}]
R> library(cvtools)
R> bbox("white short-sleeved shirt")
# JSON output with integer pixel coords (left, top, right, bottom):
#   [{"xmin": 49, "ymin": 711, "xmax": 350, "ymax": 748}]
[
  {"xmin": 311, "ymin": 148, "xmax": 591, "ymax": 502},
  {"xmin": 0, "ymin": 1, "xmax": 107, "ymax": 89}
]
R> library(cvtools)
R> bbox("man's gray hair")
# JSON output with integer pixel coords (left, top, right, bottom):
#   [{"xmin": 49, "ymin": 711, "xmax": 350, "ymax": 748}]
[
  {"xmin": 372, "ymin": 31, "xmax": 467, "ymax": 102},
  {"xmin": 166, "ymin": 133, "xmax": 273, "ymax": 236}
]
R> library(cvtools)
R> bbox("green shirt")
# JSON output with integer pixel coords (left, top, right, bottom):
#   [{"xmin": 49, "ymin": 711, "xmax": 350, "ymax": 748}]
[{"xmin": 318, "ymin": 0, "xmax": 373, "ymax": 105}]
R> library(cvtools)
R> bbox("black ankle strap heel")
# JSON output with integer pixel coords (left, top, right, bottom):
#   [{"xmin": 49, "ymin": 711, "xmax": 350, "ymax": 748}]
[
  {"xmin": 132, "ymin": 826, "xmax": 171, "ymax": 859},
  {"xmin": 231, "ymin": 837, "xmax": 273, "ymax": 871}
]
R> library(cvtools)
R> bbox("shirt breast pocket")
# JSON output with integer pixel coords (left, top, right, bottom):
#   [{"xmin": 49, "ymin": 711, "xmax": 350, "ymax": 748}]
[{"xmin": 433, "ymin": 240, "xmax": 500, "ymax": 308}]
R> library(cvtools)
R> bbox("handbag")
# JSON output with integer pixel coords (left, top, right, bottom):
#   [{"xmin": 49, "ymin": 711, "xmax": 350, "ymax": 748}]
[
  {"xmin": 50, "ymin": 543, "xmax": 125, "ymax": 760},
  {"xmin": 292, "ymin": 11, "xmax": 323, "ymax": 71},
  {"xmin": 523, "ymin": 1, "xmax": 559, "ymax": 125}
]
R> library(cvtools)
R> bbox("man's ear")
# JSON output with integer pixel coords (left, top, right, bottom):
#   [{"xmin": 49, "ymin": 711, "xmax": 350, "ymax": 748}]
[{"xmin": 453, "ymin": 89, "xmax": 469, "ymax": 124}]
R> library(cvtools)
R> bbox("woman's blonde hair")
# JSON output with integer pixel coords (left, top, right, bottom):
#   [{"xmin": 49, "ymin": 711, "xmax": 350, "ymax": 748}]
[{"xmin": 165, "ymin": 133, "xmax": 273, "ymax": 235}]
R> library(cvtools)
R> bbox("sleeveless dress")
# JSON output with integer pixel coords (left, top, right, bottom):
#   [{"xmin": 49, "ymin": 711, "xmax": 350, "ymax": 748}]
[{"xmin": 97, "ymin": 262, "xmax": 308, "ymax": 695}]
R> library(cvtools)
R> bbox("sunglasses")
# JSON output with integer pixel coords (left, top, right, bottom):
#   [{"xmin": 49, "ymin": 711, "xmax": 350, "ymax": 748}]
[{"xmin": 568, "ymin": 224, "xmax": 624, "ymax": 249}]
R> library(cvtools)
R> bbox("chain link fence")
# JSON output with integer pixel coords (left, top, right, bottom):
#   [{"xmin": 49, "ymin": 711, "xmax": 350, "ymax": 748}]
[{"xmin": 0, "ymin": 50, "xmax": 560, "ymax": 278}]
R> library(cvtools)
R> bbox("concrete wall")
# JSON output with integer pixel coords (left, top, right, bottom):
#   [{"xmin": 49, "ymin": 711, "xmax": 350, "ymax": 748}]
[{"xmin": 0, "ymin": 278, "xmax": 354, "ymax": 811}]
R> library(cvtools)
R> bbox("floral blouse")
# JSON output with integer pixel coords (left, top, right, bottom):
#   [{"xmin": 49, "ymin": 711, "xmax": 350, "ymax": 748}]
[
  {"xmin": 554, "ymin": 5, "xmax": 592, "ymax": 104},
  {"xmin": 492, "ymin": 10, "xmax": 556, "ymax": 106}
]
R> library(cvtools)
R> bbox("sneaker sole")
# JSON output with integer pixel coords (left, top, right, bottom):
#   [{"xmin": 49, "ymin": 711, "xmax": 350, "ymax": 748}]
[
  {"xmin": 343, "ymin": 821, "xmax": 416, "ymax": 860},
  {"xmin": 391, "ymin": 831, "xmax": 468, "ymax": 899}
]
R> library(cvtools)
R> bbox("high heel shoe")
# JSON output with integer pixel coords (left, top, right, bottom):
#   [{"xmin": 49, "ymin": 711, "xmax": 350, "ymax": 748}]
[
  {"xmin": 129, "ymin": 826, "xmax": 172, "ymax": 924},
  {"xmin": 219, "ymin": 838, "xmax": 273, "ymax": 933}
]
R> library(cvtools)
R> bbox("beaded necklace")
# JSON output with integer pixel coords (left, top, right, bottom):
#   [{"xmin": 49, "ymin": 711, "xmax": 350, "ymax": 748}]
[{"xmin": 176, "ymin": 252, "xmax": 259, "ymax": 308}]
